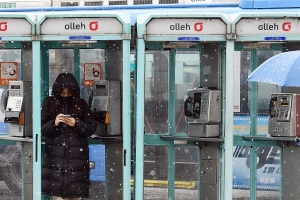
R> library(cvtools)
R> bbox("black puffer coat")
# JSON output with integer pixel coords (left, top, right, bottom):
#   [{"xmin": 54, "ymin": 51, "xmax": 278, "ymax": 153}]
[{"xmin": 41, "ymin": 73, "xmax": 97, "ymax": 198}]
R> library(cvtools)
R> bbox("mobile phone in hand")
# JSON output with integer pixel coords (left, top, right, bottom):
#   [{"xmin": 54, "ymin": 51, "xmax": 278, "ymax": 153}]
[{"xmin": 64, "ymin": 115, "xmax": 71, "ymax": 118}]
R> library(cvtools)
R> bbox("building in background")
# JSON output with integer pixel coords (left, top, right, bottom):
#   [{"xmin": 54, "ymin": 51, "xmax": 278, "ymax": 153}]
[{"xmin": 0, "ymin": 0, "xmax": 238, "ymax": 8}]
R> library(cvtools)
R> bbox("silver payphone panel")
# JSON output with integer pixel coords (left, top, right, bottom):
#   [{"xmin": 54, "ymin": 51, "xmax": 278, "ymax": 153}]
[
  {"xmin": 269, "ymin": 93, "xmax": 300, "ymax": 137},
  {"xmin": 4, "ymin": 81, "xmax": 32, "ymax": 137},
  {"xmin": 184, "ymin": 88, "xmax": 221, "ymax": 137},
  {"xmin": 91, "ymin": 80, "xmax": 121, "ymax": 136}
]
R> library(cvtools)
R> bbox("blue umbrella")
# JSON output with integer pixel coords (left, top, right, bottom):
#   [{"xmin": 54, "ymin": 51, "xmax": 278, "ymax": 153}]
[{"xmin": 247, "ymin": 50, "xmax": 300, "ymax": 87}]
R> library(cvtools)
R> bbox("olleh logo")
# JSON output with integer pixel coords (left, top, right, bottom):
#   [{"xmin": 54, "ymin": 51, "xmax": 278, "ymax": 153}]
[
  {"xmin": 0, "ymin": 22, "xmax": 7, "ymax": 31},
  {"xmin": 257, "ymin": 22, "xmax": 291, "ymax": 31},
  {"xmin": 64, "ymin": 21, "xmax": 99, "ymax": 31},
  {"xmin": 169, "ymin": 22, "xmax": 203, "ymax": 32}
]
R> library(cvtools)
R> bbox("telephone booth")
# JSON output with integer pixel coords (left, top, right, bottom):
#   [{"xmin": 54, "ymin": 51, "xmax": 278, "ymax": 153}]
[
  {"xmin": 134, "ymin": 12, "xmax": 233, "ymax": 199},
  {"xmin": 0, "ymin": 13, "xmax": 35, "ymax": 200},
  {"xmin": 34, "ymin": 11, "xmax": 132, "ymax": 200},
  {"xmin": 231, "ymin": 10, "xmax": 300, "ymax": 199}
]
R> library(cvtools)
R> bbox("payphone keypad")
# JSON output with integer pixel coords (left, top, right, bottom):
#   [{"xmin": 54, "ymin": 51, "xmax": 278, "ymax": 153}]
[{"xmin": 6, "ymin": 97, "xmax": 23, "ymax": 112}]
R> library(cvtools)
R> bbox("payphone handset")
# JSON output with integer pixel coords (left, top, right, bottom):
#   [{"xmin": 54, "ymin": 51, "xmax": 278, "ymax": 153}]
[
  {"xmin": 184, "ymin": 88, "xmax": 221, "ymax": 137},
  {"xmin": 268, "ymin": 93, "xmax": 300, "ymax": 137},
  {"xmin": 4, "ymin": 81, "xmax": 32, "ymax": 137},
  {"xmin": 90, "ymin": 80, "xmax": 121, "ymax": 137}
]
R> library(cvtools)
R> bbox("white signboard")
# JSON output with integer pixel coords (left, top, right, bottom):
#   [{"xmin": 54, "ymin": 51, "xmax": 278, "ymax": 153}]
[
  {"xmin": 41, "ymin": 18, "xmax": 123, "ymax": 35},
  {"xmin": 146, "ymin": 18, "xmax": 226, "ymax": 35},
  {"xmin": 0, "ymin": 19, "xmax": 31, "ymax": 35},
  {"xmin": 236, "ymin": 18, "xmax": 300, "ymax": 35}
]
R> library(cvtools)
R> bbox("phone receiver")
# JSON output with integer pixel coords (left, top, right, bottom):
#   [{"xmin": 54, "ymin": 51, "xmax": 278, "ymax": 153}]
[
  {"xmin": 89, "ymin": 90, "xmax": 93, "ymax": 109},
  {"xmin": 3, "ymin": 89, "xmax": 9, "ymax": 111},
  {"xmin": 184, "ymin": 96, "xmax": 193, "ymax": 117},
  {"xmin": 269, "ymin": 96, "xmax": 277, "ymax": 118}
]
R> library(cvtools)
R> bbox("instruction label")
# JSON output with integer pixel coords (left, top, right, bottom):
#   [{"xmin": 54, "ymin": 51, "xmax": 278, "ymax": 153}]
[
  {"xmin": 0, "ymin": 62, "xmax": 18, "ymax": 85},
  {"xmin": 84, "ymin": 63, "xmax": 102, "ymax": 86}
]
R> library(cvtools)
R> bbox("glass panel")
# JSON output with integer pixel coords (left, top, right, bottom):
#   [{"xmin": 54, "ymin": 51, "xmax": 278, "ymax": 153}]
[
  {"xmin": 256, "ymin": 146, "xmax": 280, "ymax": 199},
  {"xmin": 175, "ymin": 146, "xmax": 199, "ymax": 199},
  {"xmin": 79, "ymin": 49, "xmax": 105, "ymax": 102},
  {"xmin": 144, "ymin": 51, "xmax": 169, "ymax": 134},
  {"xmin": 256, "ymin": 51, "xmax": 281, "ymax": 136},
  {"xmin": 233, "ymin": 146, "xmax": 281, "ymax": 199},
  {"xmin": 144, "ymin": 145, "xmax": 168, "ymax": 199},
  {"xmin": 48, "ymin": 49, "xmax": 74, "ymax": 94},
  {"xmin": 0, "ymin": 49, "xmax": 20, "ymax": 134},
  {"xmin": 234, "ymin": 51, "xmax": 251, "ymax": 136},
  {"xmin": 0, "ymin": 50, "xmax": 22, "ymax": 199},
  {"xmin": 232, "ymin": 146, "xmax": 251, "ymax": 199},
  {"xmin": 0, "ymin": 144, "xmax": 22, "ymax": 198},
  {"xmin": 234, "ymin": 50, "xmax": 282, "ymax": 136},
  {"xmin": 175, "ymin": 51, "xmax": 200, "ymax": 134}
]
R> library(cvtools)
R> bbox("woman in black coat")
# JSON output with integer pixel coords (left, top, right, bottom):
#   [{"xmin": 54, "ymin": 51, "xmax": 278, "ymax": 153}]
[{"xmin": 41, "ymin": 73, "xmax": 97, "ymax": 199}]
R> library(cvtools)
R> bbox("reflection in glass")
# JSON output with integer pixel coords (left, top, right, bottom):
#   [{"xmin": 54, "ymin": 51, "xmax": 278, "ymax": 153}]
[
  {"xmin": 232, "ymin": 146, "xmax": 251, "ymax": 199},
  {"xmin": 144, "ymin": 51, "xmax": 169, "ymax": 134},
  {"xmin": 175, "ymin": 51, "xmax": 200, "ymax": 134},
  {"xmin": 0, "ymin": 145, "xmax": 22, "ymax": 199},
  {"xmin": 232, "ymin": 146, "xmax": 280, "ymax": 199},
  {"xmin": 48, "ymin": 49, "xmax": 74, "ymax": 90},
  {"xmin": 234, "ymin": 50, "xmax": 281, "ymax": 136},
  {"xmin": 257, "ymin": 51, "xmax": 281, "ymax": 116},
  {"xmin": 144, "ymin": 145, "xmax": 168, "ymax": 199},
  {"xmin": 255, "ymin": 146, "xmax": 280, "ymax": 200},
  {"xmin": 175, "ymin": 146, "xmax": 199, "ymax": 199},
  {"xmin": 79, "ymin": 49, "xmax": 105, "ymax": 101}
]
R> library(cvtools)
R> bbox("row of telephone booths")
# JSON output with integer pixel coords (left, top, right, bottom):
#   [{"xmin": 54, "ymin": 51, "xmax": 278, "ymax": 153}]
[{"xmin": 0, "ymin": 2, "xmax": 300, "ymax": 200}]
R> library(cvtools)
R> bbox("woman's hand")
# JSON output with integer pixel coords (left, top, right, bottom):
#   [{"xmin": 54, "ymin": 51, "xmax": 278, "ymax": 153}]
[
  {"xmin": 55, "ymin": 114, "xmax": 75, "ymax": 127},
  {"xmin": 55, "ymin": 114, "xmax": 65, "ymax": 126},
  {"xmin": 63, "ymin": 116, "xmax": 76, "ymax": 127}
]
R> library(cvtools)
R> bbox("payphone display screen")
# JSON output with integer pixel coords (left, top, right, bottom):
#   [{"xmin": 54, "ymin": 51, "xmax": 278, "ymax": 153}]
[{"xmin": 11, "ymin": 85, "xmax": 20, "ymax": 90}]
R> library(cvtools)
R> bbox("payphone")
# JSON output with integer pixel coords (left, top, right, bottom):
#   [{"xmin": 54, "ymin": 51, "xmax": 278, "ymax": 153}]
[
  {"xmin": 268, "ymin": 93, "xmax": 300, "ymax": 137},
  {"xmin": 184, "ymin": 87, "xmax": 221, "ymax": 137},
  {"xmin": 90, "ymin": 80, "xmax": 121, "ymax": 136},
  {"xmin": 4, "ymin": 81, "xmax": 32, "ymax": 137}
]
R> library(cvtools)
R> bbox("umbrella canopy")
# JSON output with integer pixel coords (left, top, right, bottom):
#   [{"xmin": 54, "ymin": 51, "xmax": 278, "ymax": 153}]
[{"xmin": 247, "ymin": 50, "xmax": 300, "ymax": 87}]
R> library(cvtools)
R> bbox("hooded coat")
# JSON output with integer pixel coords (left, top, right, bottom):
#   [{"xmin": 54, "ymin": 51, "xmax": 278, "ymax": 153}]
[{"xmin": 41, "ymin": 73, "xmax": 97, "ymax": 198}]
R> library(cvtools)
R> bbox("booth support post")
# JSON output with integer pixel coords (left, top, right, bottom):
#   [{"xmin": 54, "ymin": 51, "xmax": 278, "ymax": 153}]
[
  {"xmin": 32, "ymin": 40, "xmax": 42, "ymax": 200},
  {"xmin": 223, "ymin": 39, "xmax": 235, "ymax": 200}
]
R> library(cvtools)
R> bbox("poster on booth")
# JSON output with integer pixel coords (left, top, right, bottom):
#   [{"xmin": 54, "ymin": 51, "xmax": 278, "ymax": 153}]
[
  {"xmin": 0, "ymin": 62, "xmax": 18, "ymax": 85},
  {"xmin": 84, "ymin": 63, "xmax": 102, "ymax": 86}
]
